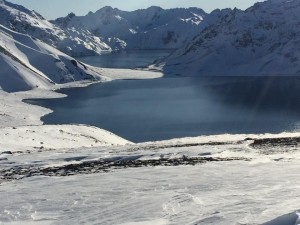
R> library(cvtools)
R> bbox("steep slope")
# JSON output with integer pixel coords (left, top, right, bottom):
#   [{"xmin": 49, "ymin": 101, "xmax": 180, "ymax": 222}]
[
  {"xmin": 53, "ymin": 6, "xmax": 209, "ymax": 50},
  {"xmin": 0, "ymin": 25, "xmax": 102, "ymax": 92},
  {"xmin": 161, "ymin": 0, "xmax": 300, "ymax": 76},
  {"xmin": 0, "ymin": 0, "xmax": 111, "ymax": 56}
]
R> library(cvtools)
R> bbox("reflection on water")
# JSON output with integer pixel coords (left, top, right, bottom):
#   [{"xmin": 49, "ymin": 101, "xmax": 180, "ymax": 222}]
[{"xmin": 27, "ymin": 77, "xmax": 300, "ymax": 142}]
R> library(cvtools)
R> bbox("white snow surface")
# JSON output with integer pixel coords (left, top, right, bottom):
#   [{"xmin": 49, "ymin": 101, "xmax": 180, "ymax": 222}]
[
  {"xmin": 2, "ymin": 131, "xmax": 300, "ymax": 224},
  {"xmin": 0, "ymin": 125, "xmax": 131, "ymax": 153}
]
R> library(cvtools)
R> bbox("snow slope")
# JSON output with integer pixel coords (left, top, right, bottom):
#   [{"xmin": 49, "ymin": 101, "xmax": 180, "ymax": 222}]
[
  {"xmin": 0, "ymin": 25, "xmax": 106, "ymax": 92},
  {"xmin": 161, "ymin": 0, "xmax": 300, "ymax": 76},
  {"xmin": 0, "ymin": 0, "xmax": 111, "ymax": 56},
  {"xmin": 0, "ymin": 125, "xmax": 131, "ymax": 153},
  {"xmin": 53, "ymin": 6, "xmax": 208, "ymax": 51},
  {"xmin": 2, "ymin": 132, "xmax": 300, "ymax": 224}
]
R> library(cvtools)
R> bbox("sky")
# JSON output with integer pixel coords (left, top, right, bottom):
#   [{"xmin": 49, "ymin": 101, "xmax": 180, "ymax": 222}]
[{"xmin": 8, "ymin": 0, "xmax": 265, "ymax": 20}]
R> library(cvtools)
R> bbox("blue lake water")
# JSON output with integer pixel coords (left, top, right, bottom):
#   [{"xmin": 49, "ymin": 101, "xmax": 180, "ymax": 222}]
[{"xmin": 28, "ymin": 76, "xmax": 300, "ymax": 142}]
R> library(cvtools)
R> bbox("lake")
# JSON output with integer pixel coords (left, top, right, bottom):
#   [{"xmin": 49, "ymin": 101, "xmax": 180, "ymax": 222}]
[{"xmin": 28, "ymin": 76, "xmax": 300, "ymax": 142}]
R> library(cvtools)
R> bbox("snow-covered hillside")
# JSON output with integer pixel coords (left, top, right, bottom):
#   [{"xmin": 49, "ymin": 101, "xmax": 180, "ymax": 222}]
[
  {"xmin": 53, "ymin": 6, "xmax": 208, "ymax": 50},
  {"xmin": 161, "ymin": 0, "xmax": 300, "ymax": 76},
  {"xmin": 2, "ymin": 131, "xmax": 300, "ymax": 224},
  {"xmin": 0, "ymin": 25, "xmax": 103, "ymax": 92},
  {"xmin": 0, "ymin": 0, "xmax": 111, "ymax": 56}
]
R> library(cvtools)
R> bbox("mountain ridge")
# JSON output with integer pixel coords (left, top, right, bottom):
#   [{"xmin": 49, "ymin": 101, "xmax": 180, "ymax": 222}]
[
  {"xmin": 160, "ymin": 0, "xmax": 300, "ymax": 76},
  {"xmin": 1, "ymin": 0, "xmax": 299, "ymax": 78},
  {"xmin": 53, "ymin": 6, "xmax": 208, "ymax": 51}
]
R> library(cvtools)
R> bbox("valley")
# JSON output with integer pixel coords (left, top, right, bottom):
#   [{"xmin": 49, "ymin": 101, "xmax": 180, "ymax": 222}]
[{"xmin": 0, "ymin": 0, "xmax": 300, "ymax": 224}]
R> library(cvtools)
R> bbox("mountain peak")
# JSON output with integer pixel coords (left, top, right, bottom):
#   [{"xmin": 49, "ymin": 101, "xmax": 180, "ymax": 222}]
[
  {"xmin": 146, "ymin": 6, "xmax": 163, "ymax": 11},
  {"xmin": 67, "ymin": 12, "xmax": 76, "ymax": 18},
  {"xmin": 96, "ymin": 6, "xmax": 117, "ymax": 13},
  {"xmin": 101, "ymin": 6, "xmax": 113, "ymax": 10}
]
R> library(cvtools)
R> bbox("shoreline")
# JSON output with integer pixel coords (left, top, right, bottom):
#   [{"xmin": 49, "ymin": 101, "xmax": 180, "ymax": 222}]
[
  {"xmin": 3, "ymin": 67, "xmax": 300, "ymax": 153},
  {"xmin": 0, "ymin": 67, "xmax": 164, "ymax": 153},
  {"xmin": 2, "ymin": 69, "xmax": 300, "ymax": 225}
]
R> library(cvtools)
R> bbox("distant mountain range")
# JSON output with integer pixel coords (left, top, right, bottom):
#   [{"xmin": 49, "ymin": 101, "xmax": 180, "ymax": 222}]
[
  {"xmin": 160, "ymin": 0, "xmax": 300, "ymax": 76},
  {"xmin": 0, "ymin": 0, "xmax": 299, "ymax": 92},
  {"xmin": 53, "ymin": 6, "xmax": 208, "ymax": 51},
  {"xmin": 0, "ymin": 0, "xmax": 210, "ymax": 56}
]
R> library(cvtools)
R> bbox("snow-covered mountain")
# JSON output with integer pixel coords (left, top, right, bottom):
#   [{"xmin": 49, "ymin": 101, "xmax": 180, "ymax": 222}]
[
  {"xmin": 2, "ymin": 0, "xmax": 300, "ymax": 78},
  {"xmin": 161, "ymin": 0, "xmax": 300, "ymax": 76},
  {"xmin": 53, "ymin": 6, "xmax": 208, "ymax": 50},
  {"xmin": 0, "ymin": 24, "xmax": 102, "ymax": 92},
  {"xmin": 0, "ymin": 0, "xmax": 111, "ymax": 57},
  {"xmin": 0, "ymin": 1, "xmax": 211, "ymax": 55}
]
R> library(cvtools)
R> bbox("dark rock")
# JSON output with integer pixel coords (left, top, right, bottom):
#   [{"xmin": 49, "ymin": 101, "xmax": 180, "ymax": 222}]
[{"xmin": 1, "ymin": 151, "xmax": 12, "ymax": 155}]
